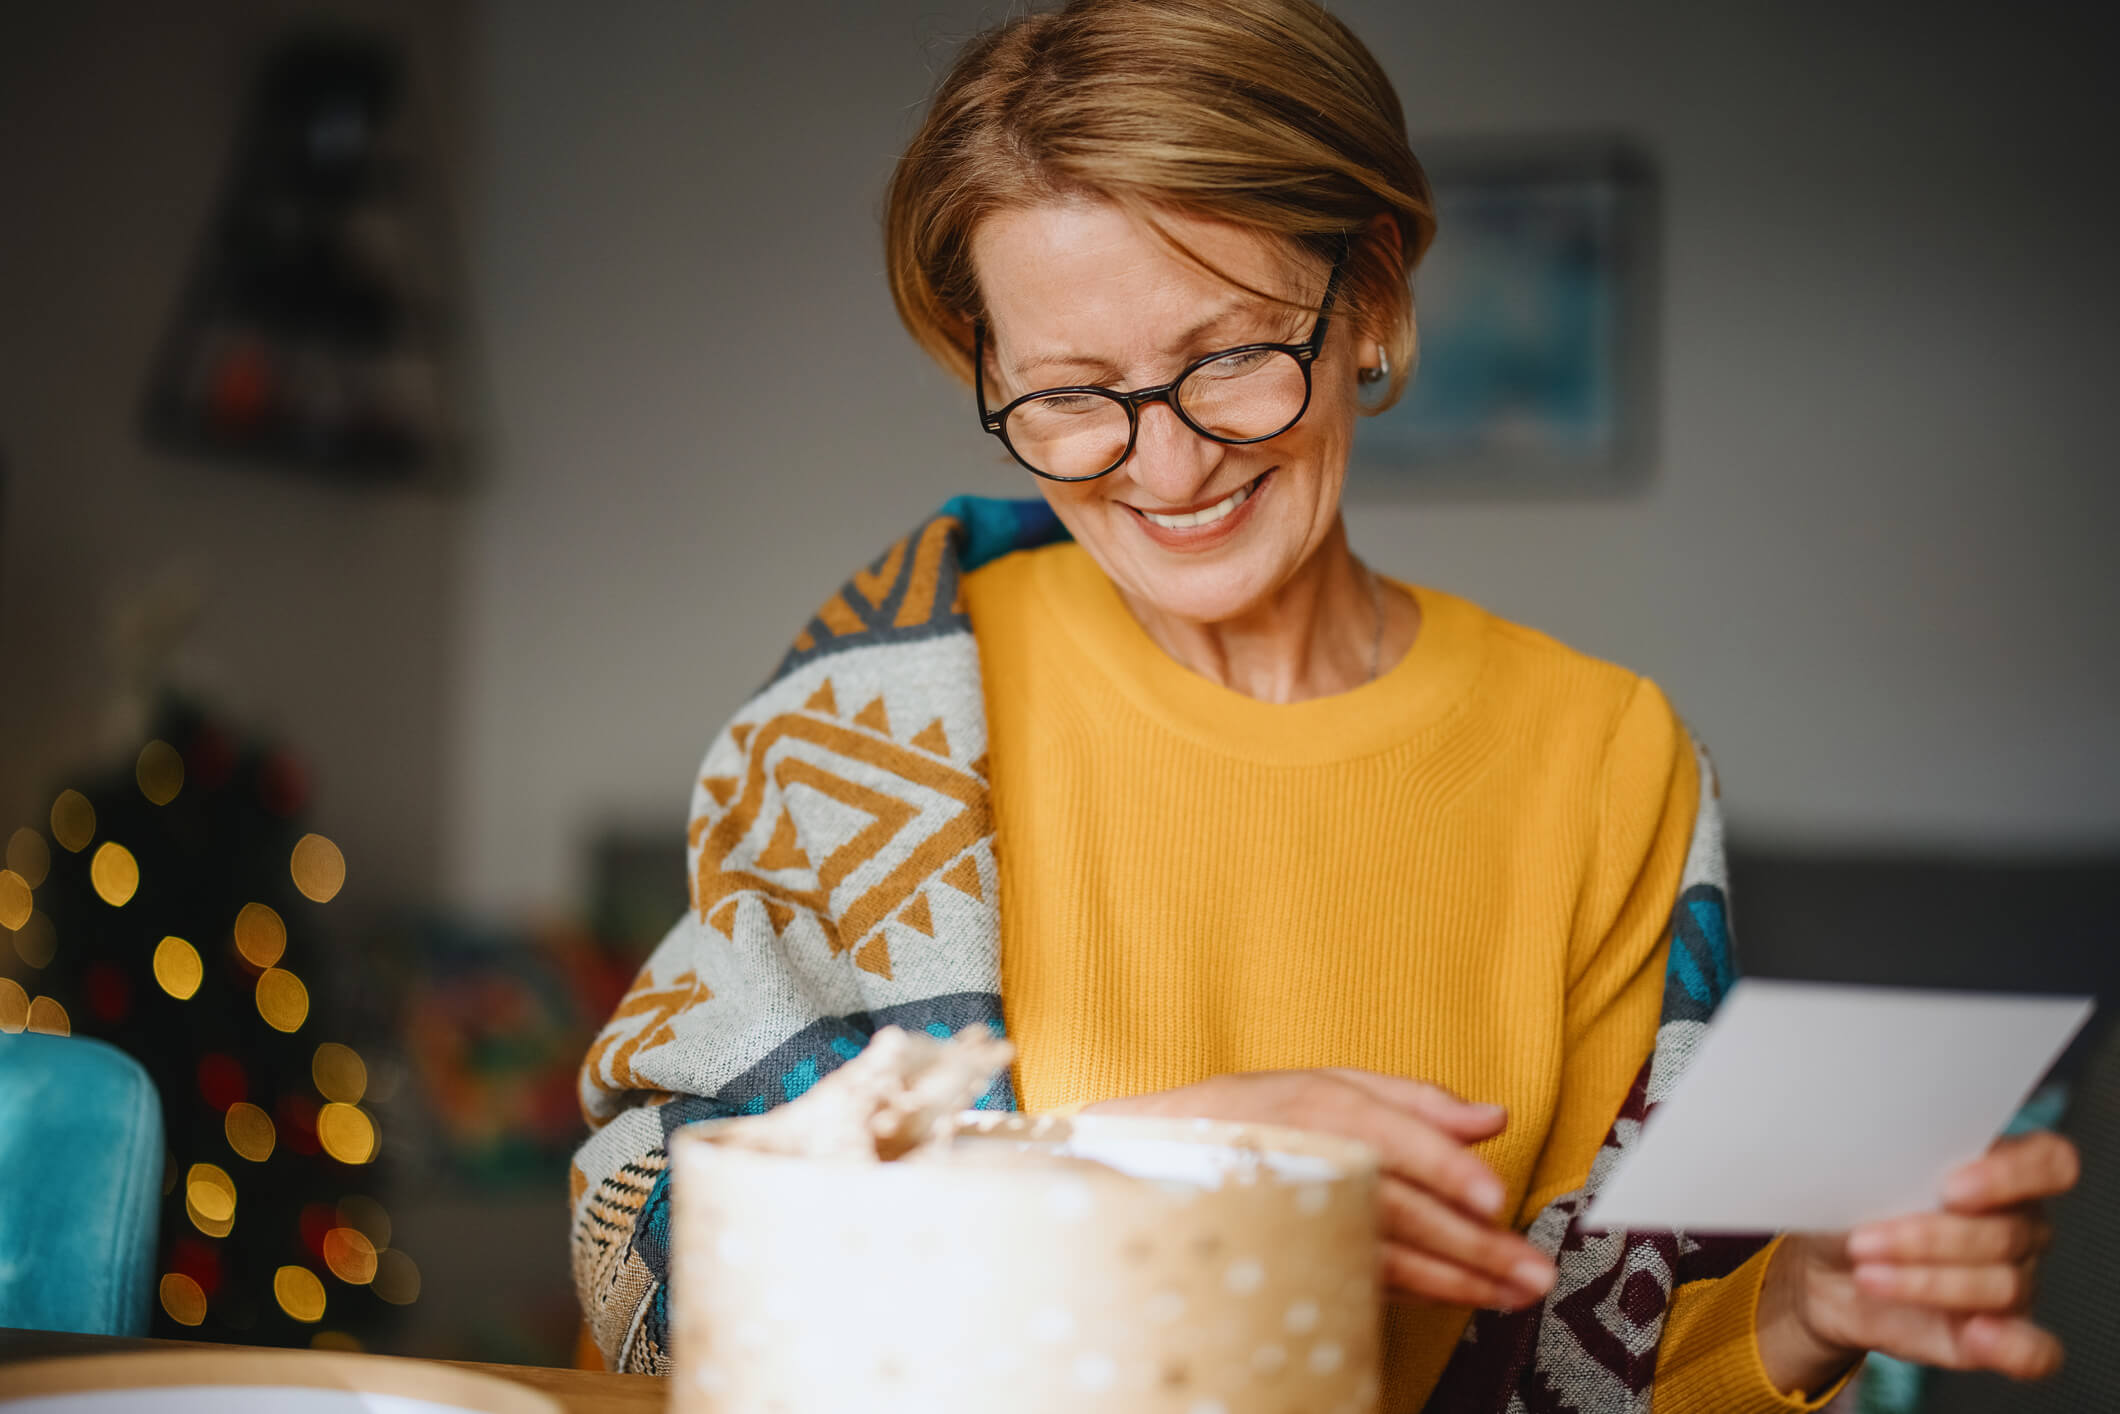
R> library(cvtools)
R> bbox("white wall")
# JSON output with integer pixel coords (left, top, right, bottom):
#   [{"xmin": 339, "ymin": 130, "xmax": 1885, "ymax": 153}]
[{"xmin": 456, "ymin": 1, "xmax": 2120, "ymax": 915}]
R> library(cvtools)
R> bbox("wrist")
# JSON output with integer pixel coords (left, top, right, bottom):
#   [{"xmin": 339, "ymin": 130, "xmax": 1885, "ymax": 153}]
[{"xmin": 1756, "ymin": 1236, "xmax": 1864, "ymax": 1400}]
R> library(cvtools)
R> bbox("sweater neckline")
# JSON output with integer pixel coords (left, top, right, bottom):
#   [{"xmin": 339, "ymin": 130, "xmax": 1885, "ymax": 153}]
[{"xmin": 1028, "ymin": 543, "xmax": 1485, "ymax": 766}]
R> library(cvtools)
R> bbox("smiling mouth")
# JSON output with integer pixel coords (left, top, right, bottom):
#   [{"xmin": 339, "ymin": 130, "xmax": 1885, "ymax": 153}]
[{"xmin": 1131, "ymin": 471, "xmax": 1268, "ymax": 529}]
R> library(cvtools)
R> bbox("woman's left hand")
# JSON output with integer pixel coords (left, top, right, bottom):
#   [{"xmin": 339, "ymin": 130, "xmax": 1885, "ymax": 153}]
[{"xmin": 1758, "ymin": 1130, "xmax": 2079, "ymax": 1395}]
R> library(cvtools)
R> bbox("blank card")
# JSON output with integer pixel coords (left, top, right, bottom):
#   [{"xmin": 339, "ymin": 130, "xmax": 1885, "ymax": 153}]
[{"xmin": 1580, "ymin": 979, "xmax": 2094, "ymax": 1233}]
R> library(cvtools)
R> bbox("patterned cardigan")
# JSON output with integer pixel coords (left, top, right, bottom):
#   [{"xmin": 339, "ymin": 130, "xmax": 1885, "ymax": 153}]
[{"xmin": 568, "ymin": 497, "xmax": 1765, "ymax": 1409}]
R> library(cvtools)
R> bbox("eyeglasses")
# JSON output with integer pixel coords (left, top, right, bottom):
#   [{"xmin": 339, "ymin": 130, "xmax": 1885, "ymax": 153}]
[{"xmin": 974, "ymin": 252, "xmax": 1348, "ymax": 483}]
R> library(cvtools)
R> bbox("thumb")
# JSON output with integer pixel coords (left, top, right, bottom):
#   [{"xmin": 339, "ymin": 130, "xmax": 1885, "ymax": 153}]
[{"xmin": 1326, "ymin": 1068, "xmax": 1508, "ymax": 1141}]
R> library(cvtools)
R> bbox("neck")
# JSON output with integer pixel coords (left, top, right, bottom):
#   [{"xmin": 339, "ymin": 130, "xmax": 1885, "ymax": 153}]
[{"xmin": 1116, "ymin": 520, "xmax": 1390, "ymax": 703}]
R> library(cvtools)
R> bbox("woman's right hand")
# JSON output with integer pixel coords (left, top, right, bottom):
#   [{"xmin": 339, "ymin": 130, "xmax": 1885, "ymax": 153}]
[{"xmin": 1083, "ymin": 1070, "xmax": 1558, "ymax": 1310}]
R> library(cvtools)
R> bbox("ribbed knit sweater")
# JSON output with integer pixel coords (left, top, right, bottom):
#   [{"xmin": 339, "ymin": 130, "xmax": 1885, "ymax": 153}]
[{"xmin": 962, "ymin": 541, "xmax": 1831, "ymax": 1413}]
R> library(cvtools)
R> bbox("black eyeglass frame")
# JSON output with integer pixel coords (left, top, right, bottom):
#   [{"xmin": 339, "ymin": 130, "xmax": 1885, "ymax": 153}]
[{"xmin": 973, "ymin": 250, "xmax": 1350, "ymax": 483}]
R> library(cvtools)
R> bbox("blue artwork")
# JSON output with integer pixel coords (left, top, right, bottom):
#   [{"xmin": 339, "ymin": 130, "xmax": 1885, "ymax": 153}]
[{"xmin": 1358, "ymin": 146, "xmax": 1651, "ymax": 490}]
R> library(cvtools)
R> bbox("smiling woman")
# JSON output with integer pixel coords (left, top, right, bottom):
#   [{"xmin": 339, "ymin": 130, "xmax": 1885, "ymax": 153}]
[{"xmin": 567, "ymin": 2, "xmax": 2080, "ymax": 1409}]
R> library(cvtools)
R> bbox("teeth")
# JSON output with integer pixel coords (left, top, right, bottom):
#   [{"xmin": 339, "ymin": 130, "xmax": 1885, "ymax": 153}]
[{"xmin": 1140, "ymin": 481, "xmax": 1252, "ymax": 529}]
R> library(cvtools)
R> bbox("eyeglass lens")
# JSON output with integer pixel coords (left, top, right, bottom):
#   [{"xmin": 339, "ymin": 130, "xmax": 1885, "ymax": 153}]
[{"xmin": 1003, "ymin": 347, "xmax": 1309, "ymax": 480}]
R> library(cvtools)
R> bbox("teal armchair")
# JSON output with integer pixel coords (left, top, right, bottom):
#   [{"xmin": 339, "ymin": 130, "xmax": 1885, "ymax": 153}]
[{"xmin": 0, "ymin": 1032, "xmax": 164, "ymax": 1335}]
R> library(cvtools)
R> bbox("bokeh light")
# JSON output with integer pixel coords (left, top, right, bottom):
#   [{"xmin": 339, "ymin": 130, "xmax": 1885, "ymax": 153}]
[
  {"xmin": 136, "ymin": 739, "xmax": 187, "ymax": 805},
  {"xmin": 0, "ymin": 869, "xmax": 32, "ymax": 931},
  {"xmin": 5, "ymin": 828, "xmax": 51, "ymax": 888},
  {"xmin": 371, "ymin": 1248, "xmax": 420, "ymax": 1305},
  {"xmin": 310, "ymin": 1331, "xmax": 363, "ymax": 1352},
  {"xmin": 9, "ymin": 911, "xmax": 55, "ymax": 970},
  {"xmin": 186, "ymin": 1163, "xmax": 237, "ymax": 1224},
  {"xmin": 159, "ymin": 1272, "xmax": 207, "ymax": 1326},
  {"xmin": 90, "ymin": 842, "xmax": 140, "ymax": 906},
  {"xmin": 256, "ymin": 967, "xmax": 309, "ymax": 1032},
  {"xmin": 337, "ymin": 1195, "xmax": 391, "ymax": 1250},
  {"xmin": 322, "ymin": 1226, "xmax": 378, "ymax": 1284},
  {"xmin": 274, "ymin": 1265, "xmax": 327, "ymax": 1323},
  {"xmin": 26, "ymin": 996, "xmax": 69, "ymax": 1036},
  {"xmin": 311, "ymin": 1042, "xmax": 367, "ymax": 1104},
  {"xmin": 50, "ymin": 790, "xmax": 95, "ymax": 853},
  {"xmin": 0, "ymin": 978, "xmax": 26, "ymax": 1033},
  {"xmin": 233, "ymin": 902, "xmax": 286, "ymax": 968},
  {"xmin": 289, "ymin": 834, "xmax": 346, "ymax": 903},
  {"xmin": 197, "ymin": 1053, "xmax": 247, "ymax": 1111},
  {"xmin": 154, "ymin": 936, "xmax": 204, "ymax": 999},
  {"xmin": 224, "ymin": 1101, "xmax": 276, "ymax": 1162},
  {"xmin": 316, "ymin": 1102, "xmax": 377, "ymax": 1164}
]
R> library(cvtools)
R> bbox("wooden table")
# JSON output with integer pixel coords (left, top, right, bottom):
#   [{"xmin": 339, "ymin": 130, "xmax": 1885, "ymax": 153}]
[{"xmin": 0, "ymin": 1327, "xmax": 667, "ymax": 1413}]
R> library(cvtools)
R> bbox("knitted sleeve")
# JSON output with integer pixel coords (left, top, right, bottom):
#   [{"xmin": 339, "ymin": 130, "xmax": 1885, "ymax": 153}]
[{"xmin": 1427, "ymin": 684, "xmax": 1848, "ymax": 1413}]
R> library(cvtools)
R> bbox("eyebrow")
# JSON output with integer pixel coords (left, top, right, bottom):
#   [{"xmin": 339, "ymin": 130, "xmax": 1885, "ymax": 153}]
[{"xmin": 1011, "ymin": 297, "xmax": 1282, "ymax": 383}]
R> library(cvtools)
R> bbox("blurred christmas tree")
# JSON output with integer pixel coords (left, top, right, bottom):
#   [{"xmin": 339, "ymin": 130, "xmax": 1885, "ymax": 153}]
[{"xmin": 0, "ymin": 697, "xmax": 418, "ymax": 1349}]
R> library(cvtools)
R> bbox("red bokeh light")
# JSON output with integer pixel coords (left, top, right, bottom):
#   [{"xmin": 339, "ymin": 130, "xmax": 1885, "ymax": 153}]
[{"xmin": 196, "ymin": 1053, "xmax": 247, "ymax": 1112}]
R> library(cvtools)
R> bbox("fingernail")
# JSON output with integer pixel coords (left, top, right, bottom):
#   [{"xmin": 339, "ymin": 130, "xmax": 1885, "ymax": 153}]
[
  {"xmin": 1511, "ymin": 1259, "xmax": 1555, "ymax": 1296},
  {"xmin": 1469, "ymin": 1102, "xmax": 1507, "ymax": 1121},
  {"xmin": 1846, "ymin": 1228, "xmax": 1889, "ymax": 1260},
  {"xmin": 1943, "ymin": 1171, "xmax": 1983, "ymax": 1205},
  {"xmin": 1471, "ymin": 1177, "xmax": 1505, "ymax": 1214}
]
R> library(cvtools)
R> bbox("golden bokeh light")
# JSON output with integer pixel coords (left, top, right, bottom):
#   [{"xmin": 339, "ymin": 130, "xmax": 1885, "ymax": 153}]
[
  {"xmin": 225, "ymin": 1101, "xmax": 276, "ymax": 1162},
  {"xmin": 26, "ymin": 996, "xmax": 69, "ymax": 1036},
  {"xmin": 184, "ymin": 1192, "xmax": 233, "ymax": 1239},
  {"xmin": 310, "ymin": 1331, "xmax": 363, "ymax": 1352},
  {"xmin": 186, "ymin": 1163, "xmax": 237, "ymax": 1223},
  {"xmin": 0, "ymin": 978, "xmax": 26, "ymax": 1033},
  {"xmin": 337, "ymin": 1195, "xmax": 391, "ymax": 1250},
  {"xmin": 11, "ymin": 910, "xmax": 56, "ymax": 969},
  {"xmin": 256, "ymin": 967, "xmax": 309, "ymax": 1032},
  {"xmin": 312, "ymin": 1042, "xmax": 368, "ymax": 1104},
  {"xmin": 5, "ymin": 827, "xmax": 50, "ymax": 888},
  {"xmin": 322, "ymin": 1226, "xmax": 379, "ymax": 1285},
  {"xmin": 289, "ymin": 834, "xmax": 347, "ymax": 904},
  {"xmin": 0, "ymin": 869, "xmax": 32, "ymax": 931},
  {"xmin": 274, "ymin": 1265, "xmax": 327, "ymax": 1323},
  {"xmin": 316, "ymin": 1102, "xmax": 377, "ymax": 1165},
  {"xmin": 233, "ymin": 902, "xmax": 286, "ymax": 968},
  {"xmin": 136, "ymin": 740, "xmax": 185, "ymax": 805},
  {"xmin": 159, "ymin": 1272, "xmax": 208, "ymax": 1327},
  {"xmin": 90, "ymin": 842, "xmax": 139, "ymax": 907},
  {"xmin": 50, "ymin": 790, "xmax": 95, "ymax": 853},
  {"xmin": 153, "ymin": 936, "xmax": 204, "ymax": 1000},
  {"xmin": 371, "ymin": 1248, "xmax": 420, "ymax": 1306}
]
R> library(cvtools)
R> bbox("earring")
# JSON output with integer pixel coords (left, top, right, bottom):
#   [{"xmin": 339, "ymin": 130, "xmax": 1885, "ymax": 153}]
[{"xmin": 1358, "ymin": 343, "xmax": 1390, "ymax": 385}]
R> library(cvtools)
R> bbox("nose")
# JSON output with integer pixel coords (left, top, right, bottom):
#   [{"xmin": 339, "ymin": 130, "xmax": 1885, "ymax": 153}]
[{"xmin": 1123, "ymin": 398, "xmax": 1223, "ymax": 504}]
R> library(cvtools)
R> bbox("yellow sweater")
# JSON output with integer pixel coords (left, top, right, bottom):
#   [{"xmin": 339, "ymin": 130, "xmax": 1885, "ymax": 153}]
[{"xmin": 962, "ymin": 542, "xmax": 1831, "ymax": 1414}]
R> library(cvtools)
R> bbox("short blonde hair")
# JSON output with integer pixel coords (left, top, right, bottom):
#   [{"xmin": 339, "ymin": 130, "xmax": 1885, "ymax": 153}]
[{"xmin": 885, "ymin": 0, "xmax": 1435, "ymax": 410}]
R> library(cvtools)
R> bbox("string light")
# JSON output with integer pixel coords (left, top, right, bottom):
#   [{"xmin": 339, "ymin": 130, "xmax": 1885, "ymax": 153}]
[
  {"xmin": 289, "ymin": 834, "xmax": 346, "ymax": 903},
  {"xmin": 224, "ymin": 1101, "xmax": 276, "ymax": 1162},
  {"xmin": 5, "ymin": 827, "xmax": 50, "ymax": 888},
  {"xmin": 256, "ymin": 967, "xmax": 309, "ymax": 1032},
  {"xmin": 0, "ymin": 869, "xmax": 31, "ymax": 931},
  {"xmin": 371, "ymin": 1248, "xmax": 420, "ymax": 1306},
  {"xmin": 274, "ymin": 1265, "xmax": 326, "ymax": 1323},
  {"xmin": 311, "ymin": 1042, "xmax": 367, "ymax": 1104},
  {"xmin": 154, "ymin": 937, "xmax": 204, "ymax": 1000},
  {"xmin": 136, "ymin": 739, "xmax": 186, "ymax": 805},
  {"xmin": 50, "ymin": 790, "xmax": 95, "ymax": 853},
  {"xmin": 12, "ymin": 911, "xmax": 56, "ymax": 970},
  {"xmin": 89, "ymin": 842, "xmax": 139, "ymax": 906},
  {"xmin": 322, "ymin": 1227, "xmax": 378, "ymax": 1284},
  {"xmin": 233, "ymin": 902, "xmax": 286, "ymax": 968},
  {"xmin": 316, "ymin": 1102, "xmax": 376, "ymax": 1164},
  {"xmin": 25, "ymin": 996, "xmax": 69, "ymax": 1036},
  {"xmin": 0, "ymin": 978, "xmax": 26, "ymax": 1032},
  {"xmin": 159, "ymin": 1273, "xmax": 208, "ymax": 1327}
]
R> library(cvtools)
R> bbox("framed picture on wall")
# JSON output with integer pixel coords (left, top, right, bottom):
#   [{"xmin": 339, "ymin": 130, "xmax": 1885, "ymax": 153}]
[{"xmin": 1351, "ymin": 138, "xmax": 1657, "ymax": 496}]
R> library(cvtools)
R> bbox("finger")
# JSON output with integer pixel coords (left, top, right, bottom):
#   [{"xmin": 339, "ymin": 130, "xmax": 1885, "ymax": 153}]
[
  {"xmin": 1848, "ymin": 1212, "xmax": 2048, "ymax": 1265},
  {"xmin": 1853, "ymin": 1260, "xmax": 2037, "ymax": 1314},
  {"xmin": 1338, "ymin": 1101, "xmax": 1510, "ymax": 1217},
  {"xmin": 1379, "ymin": 1177, "xmax": 1555, "ymax": 1296},
  {"xmin": 1960, "ymin": 1314, "xmax": 2065, "ymax": 1381},
  {"xmin": 1381, "ymin": 1243, "xmax": 1546, "ymax": 1310},
  {"xmin": 1327, "ymin": 1069, "xmax": 1509, "ymax": 1142},
  {"xmin": 1943, "ymin": 1132, "xmax": 2081, "ymax": 1212}
]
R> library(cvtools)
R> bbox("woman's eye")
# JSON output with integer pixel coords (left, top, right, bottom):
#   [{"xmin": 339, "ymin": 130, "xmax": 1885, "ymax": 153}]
[
  {"xmin": 1199, "ymin": 349, "xmax": 1273, "ymax": 377},
  {"xmin": 1033, "ymin": 394, "xmax": 1103, "ymax": 413}
]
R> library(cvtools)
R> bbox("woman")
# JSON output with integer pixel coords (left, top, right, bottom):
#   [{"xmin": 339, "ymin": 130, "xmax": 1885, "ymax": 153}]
[{"xmin": 570, "ymin": 2, "xmax": 2078, "ymax": 1408}]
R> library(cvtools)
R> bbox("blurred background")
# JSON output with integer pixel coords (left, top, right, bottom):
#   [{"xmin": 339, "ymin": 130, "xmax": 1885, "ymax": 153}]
[{"xmin": 1, "ymin": 0, "xmax": 2114, "ymax": 1407}]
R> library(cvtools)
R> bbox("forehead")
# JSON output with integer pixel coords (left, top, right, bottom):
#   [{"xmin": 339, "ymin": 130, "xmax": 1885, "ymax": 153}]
[{"xmin": 969, "ymin": 201, "xmax": 1309, "ymax": 354}]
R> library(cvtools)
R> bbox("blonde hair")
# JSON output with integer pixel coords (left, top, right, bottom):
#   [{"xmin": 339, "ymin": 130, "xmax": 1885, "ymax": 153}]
[{"xmin": 885, "ymin": 0, "xmax": 1435, "ymax": 410}]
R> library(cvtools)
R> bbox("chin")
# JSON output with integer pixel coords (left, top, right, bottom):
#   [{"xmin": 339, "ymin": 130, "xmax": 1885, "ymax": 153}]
[{"xmin": 1112, "ymin": 538, "xmax": 1300, "ymax": 626}]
